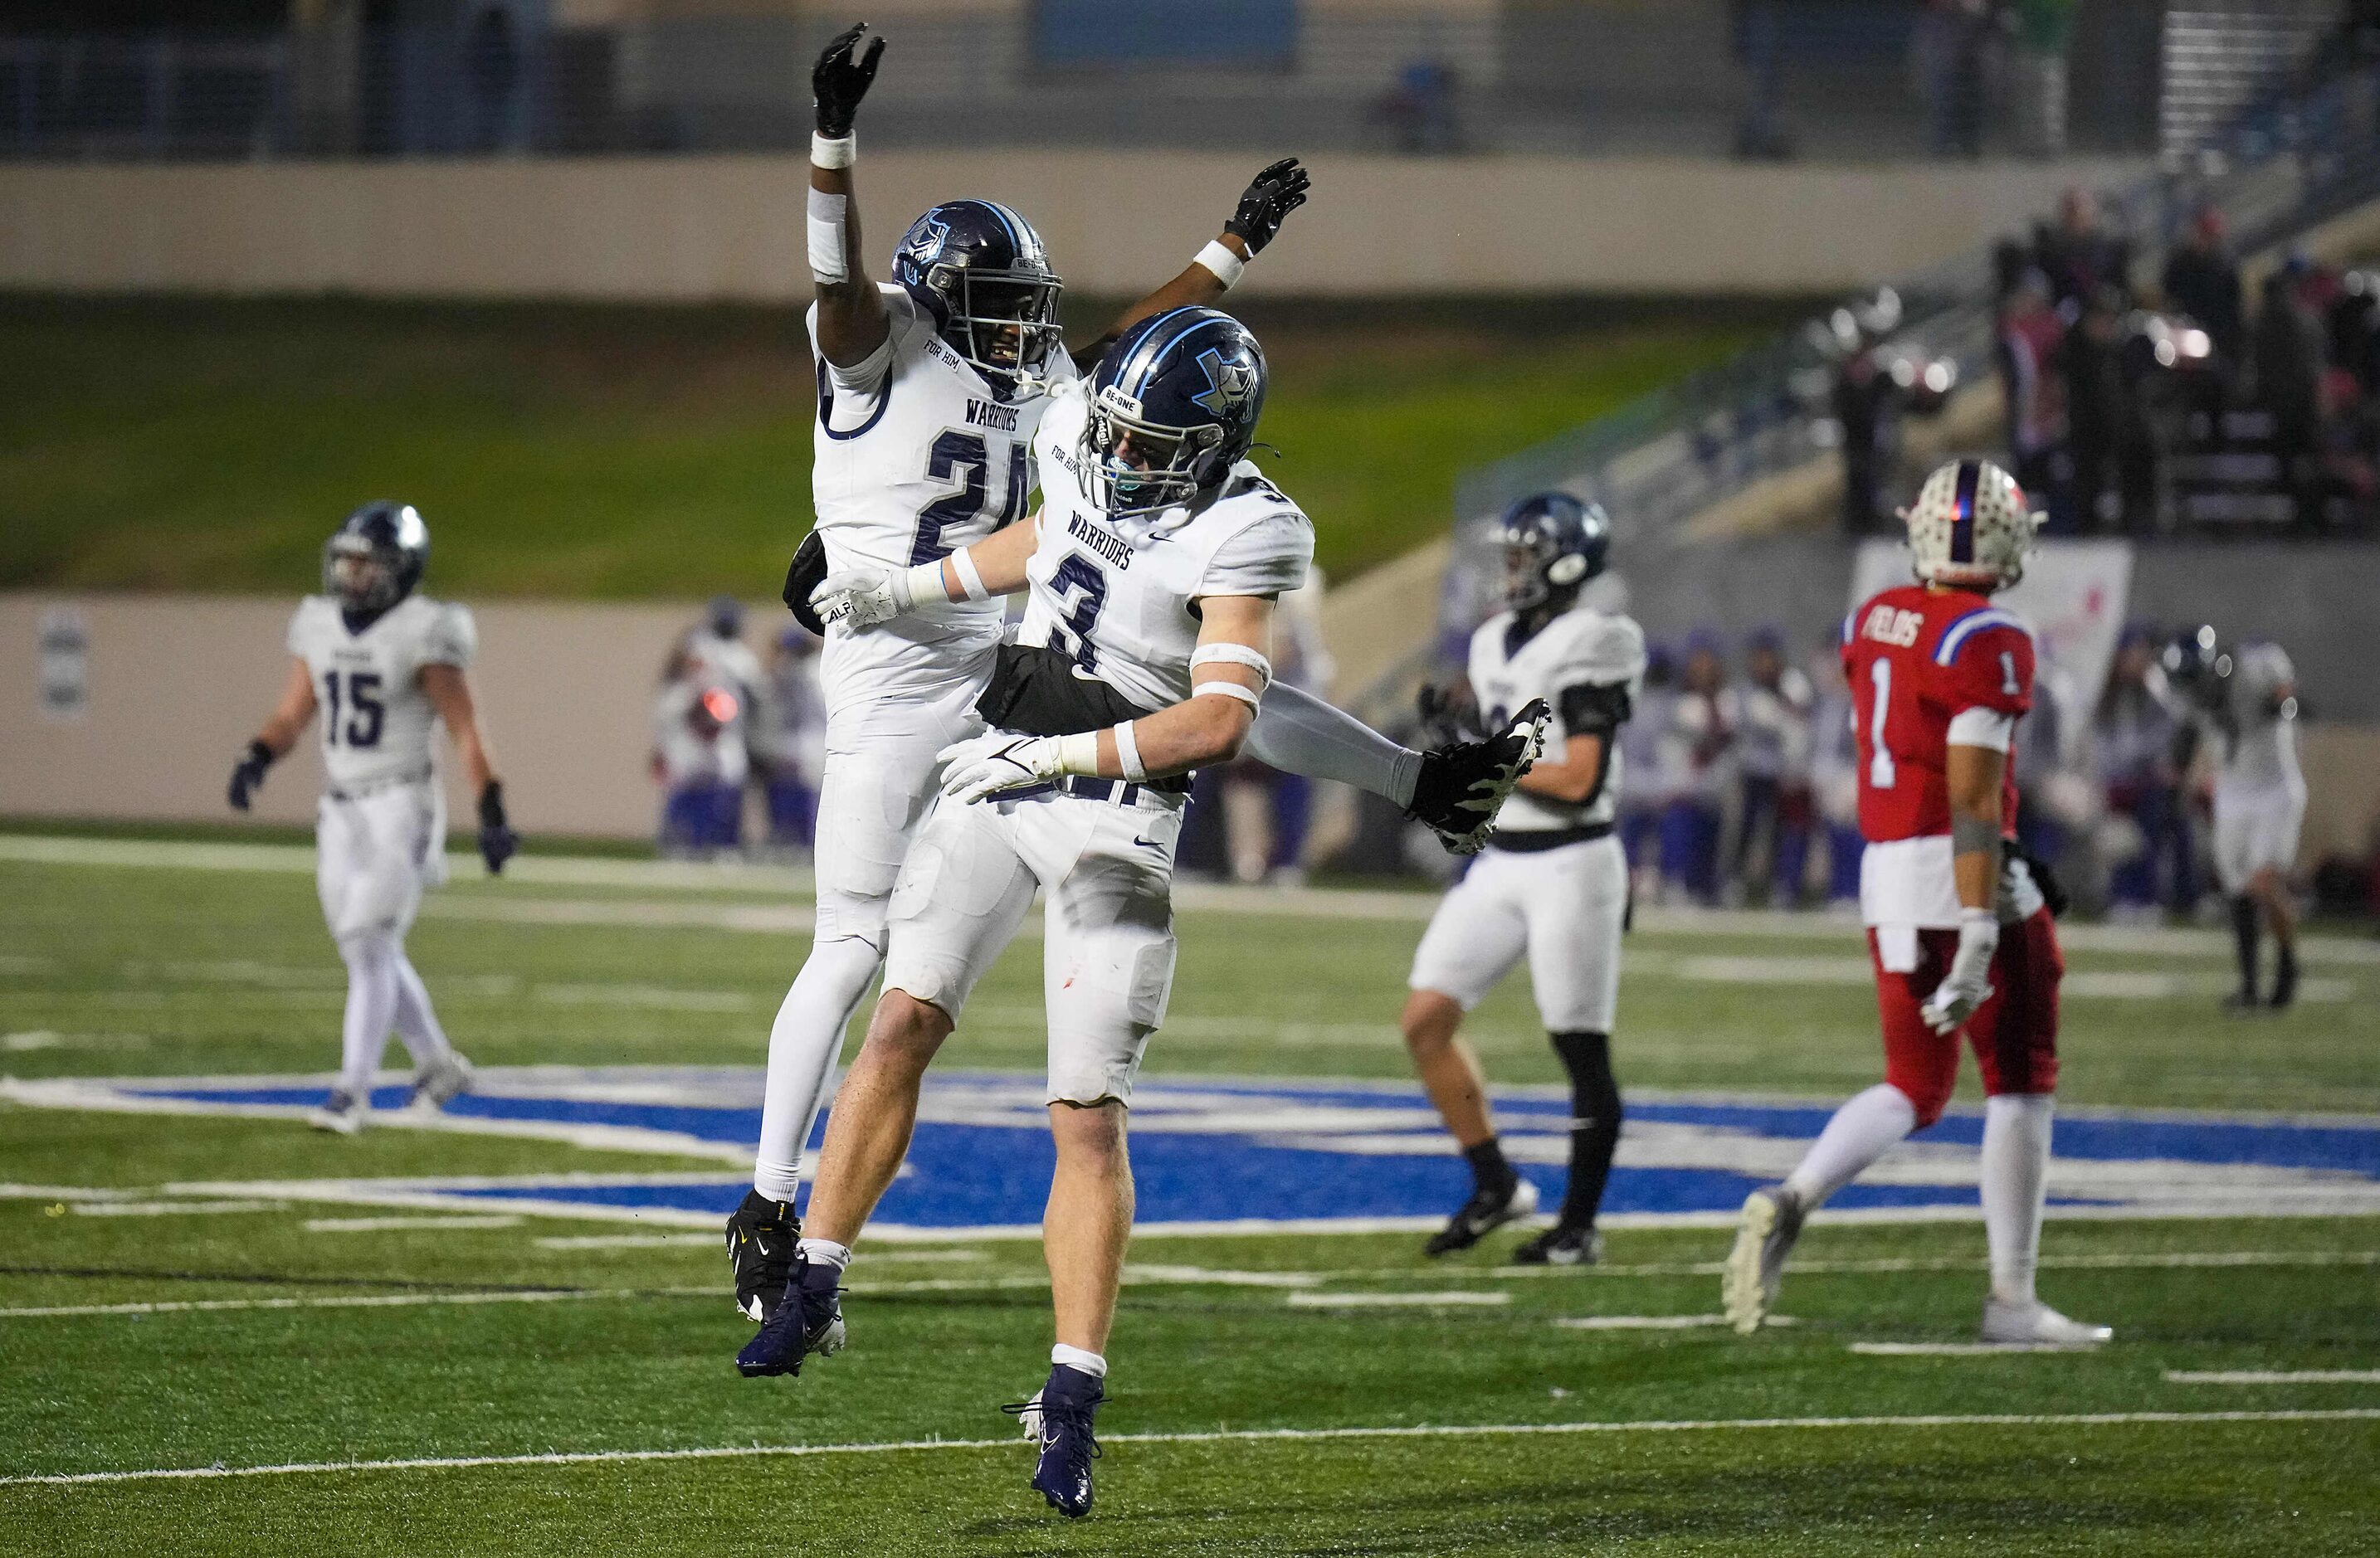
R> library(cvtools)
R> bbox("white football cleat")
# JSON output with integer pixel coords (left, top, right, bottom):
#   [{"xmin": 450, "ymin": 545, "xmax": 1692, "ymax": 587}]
[
  {"xmin": 1722, "ymin": 1184, "xmax": 1804, "ymax": 1335},
  {"xmin": 307, "ymin": 1088, "xmax": 367, "ymax": 1135},
  {"xmin": 1981, "ymin": 1298, "xmax": 2113, "ymax": 1348},
  {"xmin": 405, "ymin": 1051, "xmax": 476, "ymax": 1115}
]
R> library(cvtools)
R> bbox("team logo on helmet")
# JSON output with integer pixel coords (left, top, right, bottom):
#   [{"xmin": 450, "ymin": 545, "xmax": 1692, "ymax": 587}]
[{"xmin": 1191, "ymin": 348, "xmax": 1256, "ymax": 416}]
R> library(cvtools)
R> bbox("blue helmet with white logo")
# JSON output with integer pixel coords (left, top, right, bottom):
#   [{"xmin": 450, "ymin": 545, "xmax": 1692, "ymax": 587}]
[
  {"xmin": 1085, "ymin": 306, "xmax": 1268, "ymax": 521},
  {"xmin": 890, "ymin": 199, "xmax": 1064, "ymax": 392},
  {"xmin": 1495, "ymin": 491, "xmax": 1610, "ymax": 612},
  {"xmin": 323, "ymin": 500, "xmax": 429, "ymax": 613}
]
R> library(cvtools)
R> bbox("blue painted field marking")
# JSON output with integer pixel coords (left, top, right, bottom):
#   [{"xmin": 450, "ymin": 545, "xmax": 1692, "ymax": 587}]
[{"xmin": 59, "ymin": 1069, "xmax": 2380, "ymax": 1232}]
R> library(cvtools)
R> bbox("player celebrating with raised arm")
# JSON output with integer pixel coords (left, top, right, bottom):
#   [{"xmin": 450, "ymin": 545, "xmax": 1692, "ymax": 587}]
[
  {"xmin": 1402, "ymin": 494, "xmax": 1645, "ymax": 1265},
  {"xmin": 749, "ymin": 308, "xmax": 1538, "ymax": 1518},
  {"xmin": 1722, "ymin": 459, "xmax": 2109, "ymax": 1348},
  {"xmin": 725, "ymin": 21, "xmax": 1548, "ymax": 1340},
  {"xmin": 227, "ymin": 502, "xmax": 517, "ymax": 1134}
]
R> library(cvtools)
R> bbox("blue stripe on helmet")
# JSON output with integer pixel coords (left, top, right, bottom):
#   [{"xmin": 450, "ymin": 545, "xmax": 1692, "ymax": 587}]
[{"xmin": 1950, "ymin": 458, "xmax": 1980, "ymax": 564}]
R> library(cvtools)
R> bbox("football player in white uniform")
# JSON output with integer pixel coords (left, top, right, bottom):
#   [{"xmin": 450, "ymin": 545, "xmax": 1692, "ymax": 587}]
[
  {"xmin": 724, "ymin": 22, "xmax": 1548, "ymax": 1333},
  {"xmin": 2167, "ymin": 627, "xmax": 2307, "ymax": 1010},
  {"xmin": 227, "ymin": 503, "xmax": 517, "ymax": 1134},
  {"xmin": 1404, "ymin": 494, "xmax": 1646, "ymax": 1265},
  {"xmin": 746, "ymin": 308, "xmax": 1542, "ymax": 1518}
]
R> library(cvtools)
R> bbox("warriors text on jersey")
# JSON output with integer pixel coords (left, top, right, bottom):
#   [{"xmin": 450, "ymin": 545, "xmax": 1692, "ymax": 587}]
[
  {"xmin": 808, "ymin": 286, "xmax": 1079, "ymax": 706},
  {"xmin": 1014, "ymin": 381, "xmax": 1313, "ymax": 714},
  {"xmin": 1465, "ymin": 605, "xmax": 1646, "ymax": 836},
  {"xmin": 286, "ymin": 594, "xmax": 476, "ymax": 791},
  {"xmin": 1842, "ymin": 583, "xmax": 2035, "ymax": 929}
]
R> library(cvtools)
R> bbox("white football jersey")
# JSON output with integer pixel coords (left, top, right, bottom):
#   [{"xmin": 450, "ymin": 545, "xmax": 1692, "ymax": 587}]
[
  {"xmin": 808, "ymin": 286, "xmax": 1079, "ymax": 706},
  {"xmin": 2209, "ymin": 640, "xmax": 2304, "ymax": 798},
  {"xmin": 1467, "ymin": 604, "xmax": 1647, "ymax": 833},
  {"xmin": 1014, "ymin": 382, "xmax": 1313, "ymax": 714},
  {"xmin": 286, "ymin": 593, "xmax": 476, "ymax": 791}
]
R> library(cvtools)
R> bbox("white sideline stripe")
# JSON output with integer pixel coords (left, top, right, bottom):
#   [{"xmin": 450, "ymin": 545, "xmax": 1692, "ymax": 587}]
[
  {"xmin": 2165, "ymin": 1370, "xmax": 2380, "ymax": 1385},
  {"xmin": 7, "ymin": 1410, "xmax": 2377, "ymax": 1489},
  {"xmin": 1285, "ymin": 1290, "xmax": 1509, "ymax": 1308},
  {"xmin": 1850, "ymin": 1342, "xmax": 2105, "ymax": 1356},
  {"xmin": 7, "ymin": 832, "xmax": 2376, "ymax": 962},
  {"xmin": 1553, "ymin": 1314, "xmax": 1799, "ymax": 1331},
  {"xmin": 305, "ymin": 1215, "xmax": 522, "ymax": 1234}
]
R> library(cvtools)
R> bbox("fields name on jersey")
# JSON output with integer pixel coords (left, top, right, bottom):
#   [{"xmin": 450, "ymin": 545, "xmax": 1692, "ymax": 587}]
[
  {"xmin": 1861, "ymin": 604, "xmax": 1924, "ymax": 648},
  {"xmin": 965, "ymin": 398, "xmax": 1021, "ymax": 432},
  {"xmin": 1067, "ymin": 510, "xmax": 1134, "ymax": 571}
]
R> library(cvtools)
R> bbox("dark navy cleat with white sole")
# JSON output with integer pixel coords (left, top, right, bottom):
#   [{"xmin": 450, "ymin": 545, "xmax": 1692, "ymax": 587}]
[{"xmin": 1005, "ymin": 1363, "xmax": 1104, "ymax": 1518}]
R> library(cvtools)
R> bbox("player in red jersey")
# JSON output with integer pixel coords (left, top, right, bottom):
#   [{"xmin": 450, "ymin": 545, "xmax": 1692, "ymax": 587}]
[{"xmin": 1723, "ymin": 457, "xmax": 2110, "ymax": 1347}]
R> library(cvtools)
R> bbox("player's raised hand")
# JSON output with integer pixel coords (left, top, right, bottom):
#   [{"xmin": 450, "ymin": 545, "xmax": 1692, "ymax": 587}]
[
  {"xmin": 476, "ymin": 780, "xmax": 519, "ymax": 875},
  {"xmin": 937, "ymin": 732, "xmax": 1064, "ymax": 805},
  {"xmin": 812, "ymin": 22, "xmax": 885, "ymax": 138},
  {"xmin": 809, "ymin": 565, "xmax": 902, "ymax": 630},
  {"xmin": 1225, "ymin": 158, "xmax": 1311, "ymax": 256}
]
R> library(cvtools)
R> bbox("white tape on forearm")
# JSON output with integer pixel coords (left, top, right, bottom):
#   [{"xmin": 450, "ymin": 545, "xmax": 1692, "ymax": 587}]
[
  {"xmin": 811, "ymin": 133, "xmax": 855, "ymax": 169},
  {"xmin": 950, "ymin": 549, "xmax": 989, "ymax": 603},
  {"xmin": 807, "ymin": 188, "xmax": 849, "ymax": 285},
  {"xmin": 1056, "ymin": 731, "xmax": 1102, "ymax": 777},
  {"xmin": 896, "ymin": 561, "xmax": 949, "ymax": 611},
  {"xmin": 1190, "ymin": 641, "xmax": 1271, "ymax": 689},
  {"xmin": 1112, "ymin": 720, "xmax": 1147, "ymax": 782},
  {"xmin": 1195, "ymin": 239, "xmax": 1246, "ymax": 290}
]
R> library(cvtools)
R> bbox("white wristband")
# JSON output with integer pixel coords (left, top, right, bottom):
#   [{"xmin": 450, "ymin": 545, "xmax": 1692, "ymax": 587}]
[
  {"xmin": 1195, "ymin": 239, "xmax": 1246, "ymax": 290},
  {"xmin": 896, "ymin": 561, "xmax": 950, "ymax": 611},
  {"xmin": 1112, "ymin": 720, "xmax": 1147, "ymax": 782},
  {"xmin": 1056, "ymin": 731, "xmax": 1102, "ymax": 777},
  {"xmin": 950, "ymin": 549, "xmax": 989, "ymax": 603},
  {"xmin": 807, "ymin": 187, "xmax": 849, "ymax": 285},
  {"xmin": 811, "ymin": 132, "xmax": 856, "ymax": 169}
]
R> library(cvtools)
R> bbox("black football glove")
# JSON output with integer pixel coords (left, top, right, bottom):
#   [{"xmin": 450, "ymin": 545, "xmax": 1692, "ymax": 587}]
[
  {"xmin": 227, "ymin": 740, "xmax": 275, "ymax": 811},
  {"xmin": 477, "ymin": 780, "xmax": 519, "ymax": 875},
  {"xmin": 1224, "ymin": 157, "xmax": 1311, "ymax": 256},
  {"xmin": 783, "ymin": 529, "xmax": 829, "ymax": 637},
  {"xmin": 812, "ymin": 22, "xmax": 885, "ymax": 138}
]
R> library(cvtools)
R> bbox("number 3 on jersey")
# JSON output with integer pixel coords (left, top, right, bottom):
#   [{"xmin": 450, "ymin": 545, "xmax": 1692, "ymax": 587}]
[
  {"xmin": 1047, "ymin": 553, "xmax": 1107, "ymax": 673},
  {"xmin": 912, "ymin": 431, "xmax": 1027, "ymax": 565}
]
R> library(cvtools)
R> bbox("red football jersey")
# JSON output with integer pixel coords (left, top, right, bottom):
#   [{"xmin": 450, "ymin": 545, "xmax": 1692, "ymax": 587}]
[{"xmin": 1841, "ymin": 583, "xmax": 2033, "ymax": 842}]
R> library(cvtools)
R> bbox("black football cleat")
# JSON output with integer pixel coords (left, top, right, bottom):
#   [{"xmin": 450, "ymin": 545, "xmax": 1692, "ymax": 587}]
[
  {"xmin": 1511, "ymin": 1222, "xmax": 1603, "ymax": 1267},
  {"xmin": 735, "ymin": 1255, "xmax": 845, "ymax": 1379},
  {"xmin": 1424, "ymin": 1176, "xmax": 1539, "ymax": 1257},
  {"xmin": 724, "ymin": 1188, "xmax": 802, "ymax": 1323},
  {"xmin": 1407, "ymin": 699, "xmax": 1549, "ymax": 854},
  {"xmin": 1005, "ymin": 1364, "xmax": 1105, "ymax": 1518}
]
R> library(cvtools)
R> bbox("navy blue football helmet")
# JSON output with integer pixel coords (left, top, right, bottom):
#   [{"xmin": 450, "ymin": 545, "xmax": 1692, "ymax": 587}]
[
  {"xmin": 1085, "ymin": 306, "xmax": 1268, "ymax": 521},
  {"xmin": 891, "ymin": 199, "xmax": 1063, "ymax": 392},
  {"xmin": 1496, "ymin": 492, "xmax": 1610, "ymax": 613},
  {"xmin": 323, "ymin": 501, "xmax": 429, "ymax": 613}
]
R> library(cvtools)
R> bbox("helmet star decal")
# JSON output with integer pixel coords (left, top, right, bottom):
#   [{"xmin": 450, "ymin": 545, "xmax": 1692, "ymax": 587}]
[
  {"xmin": 1191, "ymin": 347, "xmax": 1256, "ymax": 416},
  {"xmin": 900, "ymin": 215, "xmax": 950, "ymax": 267}
]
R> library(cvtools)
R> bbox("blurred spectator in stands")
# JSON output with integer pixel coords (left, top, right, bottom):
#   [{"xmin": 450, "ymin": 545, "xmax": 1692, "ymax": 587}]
[
  {"xmin": 1997, "ymin": 267, "xmax": 2068, "ymax": 516},
  {"xmin": 679, "ymin": 594, "xmax": 763, "ymax": 705},
  {"xmin": 751, "ymin": 624, "xmax": 827, "ymax": 854},
  {"xmin": 651, "ymin": 649, "xmax": 747, "ymax": 857},
  {"xmin": 2252, "ymin": 258, "xmax": 2329, "ymax": 531},
  {"xmin": 1617, "ymin": 640, "xmax": 1679, "ymax": 894},
  {"xmin": 2062, "ymin": 284, "xmax": 2131, "ymax": 531},
  {"xmin": 2092, "ymin": 626, "xmax": 2193, "ymax": 918},
  {"xmin": 1374, "ymin": 59, "xmax": 1461, "ymax": 154},
  {"xmin": 2162, "ymin": 206, "xmax": 2246, "ymax": 369},
  {"xmin": 1832, "ymin": 320, "xmax": 1903, "ymax": 536},
  {"xmin": 1806, "ymin": 646, "xmax": 1863, "ymax": 908},
  {"xmin": 1731, "ymin": 0, "xmax": 1793, "ymax": 161},
  {"xmin": 1218, "ymin": 571, "xmax": 1335, "ymax": 884},
  {"xmin": 1656, "ymin": 632, "xmax": 1737, "ymax": 905},
  {"xmin": 2035, "ymin": 187, "xmax": 2134, "ymax": 312},
  {"xmin": 2009, "ymin": 0, "xmax": 2076, "ymax": 158},
  {"xmin": 1729, "ymin": 628, "xmax": 1815, "ymax": 906},
  {"xmin": 1915, "ymin": 0, "xmax": 1994, "ymax": 158},
  {"xmin": 464, "ymin": 3, "xmax": 523, "ymax": 154}
]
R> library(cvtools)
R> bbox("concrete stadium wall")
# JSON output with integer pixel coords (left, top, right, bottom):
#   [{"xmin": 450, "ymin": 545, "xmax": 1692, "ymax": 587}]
[{"xmin": 0, "ymin": 152, "xmax": 2146, "ymax": 300}]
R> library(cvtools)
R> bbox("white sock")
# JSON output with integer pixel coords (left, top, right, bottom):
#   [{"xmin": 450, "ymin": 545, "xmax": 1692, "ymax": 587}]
[
  {"xmin": 388, "ymin": 950, "xmax": 455, "ymax": 1069},
  {"xmin": 1248, "ymin": 681, "xmax": 1422, "ymax": 809},
  {"xmin": 1982, "ymin": 1093, "xmax": 2054, "ymax": 1307},
  {"xmin": 1051, "ymin": 1343, "xmax": 1107, "ymax": 1379},
  {"xmin": 1783, "ymin": 1083, "xmax": 1918, "ymax": 1209},
  {"xmin": 335, "ymin": 932, "xmax": 402, "ymax": 1099},
  {"xmin": 796, "ymin": 1237, "xmax": 852, "ymax": 1273},
  {"xmin": 752, "ymin": 936, "xmax": 883, "ymax": 1200}
]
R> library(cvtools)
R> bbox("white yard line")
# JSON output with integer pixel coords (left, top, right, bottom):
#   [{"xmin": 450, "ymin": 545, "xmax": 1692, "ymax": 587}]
[
  {"xmin": 304, "ymin": 1215, "xmax": 522, "ymax": 1234},
  {"xmin": 72, "ymin": 1200, "xmax": 287, "ymax": 1218},
  {"xmin": 1285, "ymin": 1290, "xmax": 1510, "ymax": 1308},
  {"xmin": 1553, "ymin": 1314, "xmax": 1799, "ymax": 1330},
  {"xmin": 0, "ymin": 1290, "xmax": 590, "ymax": 1320},
  {"xmin": 4, "ymin": 1410, "xmax": 2374, "ymax": 1490},
  {"xmin": 1849, "ymin": 1342, "xmax": 2106, "ymax": 1356},
  {"xmin": 2164, "ymin": 1370, "xmax": 2380, "ymax": 1385}
]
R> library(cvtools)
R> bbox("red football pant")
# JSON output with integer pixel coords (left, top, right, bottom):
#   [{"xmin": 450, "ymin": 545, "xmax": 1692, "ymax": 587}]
[{"xmin": 1867, "ymin": 909, "xmax": 2062, "ymax": 1128}]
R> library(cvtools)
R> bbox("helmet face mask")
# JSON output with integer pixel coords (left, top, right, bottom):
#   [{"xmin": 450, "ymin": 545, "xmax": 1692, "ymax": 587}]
[
  {"xmin": 1901, "ymin": 458, "xmax": 2040, "ymax": 593},
  {"xmin": 894, "ymin": 201, "xmax": 1065, "ymax": 395},
  {"xmin": 321, "ymin": 501, "xmax": 428, "ymax": 615},
  {"xmin": 1082, "ymin": 307, "xmax": 1266, "ymax": 523},
  {"xmin": 1495, "ymin": 492, "xmax": 1609, "ymax": 614},
  {"xmin": 1089, "ymin": 387, "xmax": 1225, "ymax": 520}
]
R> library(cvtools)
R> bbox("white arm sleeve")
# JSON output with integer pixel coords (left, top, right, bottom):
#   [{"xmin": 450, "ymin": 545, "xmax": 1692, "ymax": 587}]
[
  {"xmin": 1946, "ymin": 707, "xmax": 2015, "ymax": 752},
  {"xmin": 1246, "ymin": 682, "xmax": 1422, "ymax": 807},
  {"xmin": 1199, "ymin": 509, "xmax": 1314, "ymax": 601}
]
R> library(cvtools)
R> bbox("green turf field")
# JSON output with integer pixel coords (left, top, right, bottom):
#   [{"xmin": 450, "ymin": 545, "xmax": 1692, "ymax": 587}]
[
  {"xmin": 2, "ymin": 839, "xmax": 2376, "ymax": 1554},
  {"xmin": 0, "ymin": 294, "xmax": 1776, "ymax": 597}
]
